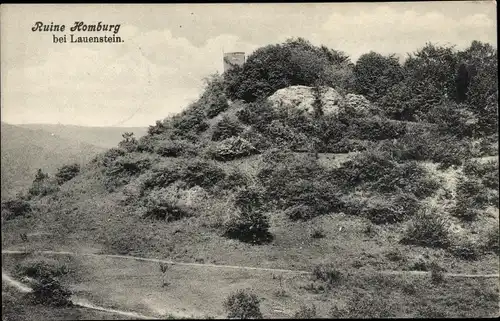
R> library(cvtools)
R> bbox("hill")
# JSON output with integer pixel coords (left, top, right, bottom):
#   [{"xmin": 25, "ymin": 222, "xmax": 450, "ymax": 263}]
[
  {"xmin": 16, "ymin": 124, "xmax": 148, "ymax": 149},
  {"xmin": 0, "ymin": 122, "xmax": 106, "ymax": 200},
  {"xmin": 1, "ymin": 38, "xmax": 498, "ymax": 319}
]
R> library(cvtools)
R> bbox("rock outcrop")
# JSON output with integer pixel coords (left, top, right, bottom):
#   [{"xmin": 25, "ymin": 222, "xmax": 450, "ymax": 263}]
[
  {"xmin": 267, "ymin": 85, "xmax": 343, "ymax": 116},
  {"xmin": 267, "ymin": 86, "xmax": 376, "ymax": 117}
]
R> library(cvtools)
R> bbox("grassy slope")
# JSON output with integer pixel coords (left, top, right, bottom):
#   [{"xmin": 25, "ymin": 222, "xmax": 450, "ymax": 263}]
[
  {"xmin": 1, "ymin": 103, "xmax": 499, "ymax": 318},
  {"xmin": 0, "ymin": 123, "xmax": 106, "ymax": 200}
]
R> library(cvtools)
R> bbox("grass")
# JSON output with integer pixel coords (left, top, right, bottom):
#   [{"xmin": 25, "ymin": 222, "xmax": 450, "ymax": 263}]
[
  {"xmin": 1, "ymin": 140, "xmax": 498, "ymax": 319},
  {"xmin": 3, "ymin": 252, "xmax": 498, "ymax": 319}
]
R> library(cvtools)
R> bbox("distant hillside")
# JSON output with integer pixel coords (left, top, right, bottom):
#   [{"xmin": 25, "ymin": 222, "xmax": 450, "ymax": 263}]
[
  {"xmin": 1, "ymin": 122, "xmax": 106, "ymax": 199},
  {"xmin": 17, "ymin": 124, "xmax": 148, "ymax": 149}
]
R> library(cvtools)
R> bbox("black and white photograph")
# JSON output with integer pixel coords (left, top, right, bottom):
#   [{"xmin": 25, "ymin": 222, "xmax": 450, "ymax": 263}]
[{"xmin": 1, "ymin": 2, "xmax": 498, "ymax": 319}]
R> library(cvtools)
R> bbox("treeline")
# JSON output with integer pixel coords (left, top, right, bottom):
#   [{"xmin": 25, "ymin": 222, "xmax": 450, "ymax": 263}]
[{"xmin": 223, "ymin": 38, "xmax": 497, "ymax": 136}]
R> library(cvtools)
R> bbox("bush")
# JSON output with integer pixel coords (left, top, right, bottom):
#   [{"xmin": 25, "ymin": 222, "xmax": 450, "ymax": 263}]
[
  {"xmin": 312, "ymin": 263, "xmax": 342, "ymax": 287},
  {"xmin": 55, "ymin": 163, "xmax": 80, "ymax": 185},
  {"xmin": 223, "ymin": 186, "xmax": 272, "ymax": 244},
  {"xmin": 424, "ymin": 102, "xmax": 478, "ymax": 138},
  {"xmin": 181, "ymin": 159, "xmax": 227, "ymax": 189},
  {"xmin": 482, "ymin": 226, "xmax": 499, "ymax": 254},
  {"xmin": 283, "ymin": 181, "xmax": 343, "ymax": 220},
  {"xmin": 212, "ymin": 116, "xmax": 244, "ymax": 141},
  {"xmin": 118, "ymin": 132, "xmax": 139, "ymax": 152},
  {"xmin": 327, "ymin": 149, "xmax": 439, "ymax": 198},
  {"xmin": 400, "ymin": 209, "xmax": 451, "ymax": 248},
  {"xmin": 14, "ymin": 257, "xmax": 71, "ymax": 279},
  {"xmin": 450, "ymin": 238, "xmax": 479, "ymax": 260},
  {"xmin": 355, "ymin": 194, "xmax": 420, "ymax": 225},
  {"xmin": 200, "ymin": 73, "xmax": 229, "ymax": 118},
  {"xmin": 155, "ymin": 139, "xmax": 198, "ymax": 158},
  {"xmin": 98, "ymin": 148, "xmax": 126, "ymax": 167},
  {"xmin": 344, "ymin": 117, "xmax": 407, "ymax": 141},
  {"xmin": 223, "ymin": 289, "xmax": 263, "ymax": 319},
  {"xmin": 147, "ymin": 119, "xmax": 171, "ymax": 136},
  {"xmin": 223, "ymin": 208, "xmax": 272, "ymax": 245},
  {"xmin": 104, "ymin": 154, "xmax": 153, "ymax": 189},
  {"xmin": 330, "ymin": 291, "xmax": 396, "ymax": 318},
  {"xmin": 28, "ymin": 176, "xmax": 59, "ymax": 198},
  {"xmin": 310, "ymin": 227, "xmax": 326, "ymax": 239},
  {"xmin": 225, "ymin": 38, "xmax": 351, "ymax": 102},
  {"xmin": 378, "ymin": 126, "xmax": 469, "ymax": 168},
  {"xmin": 141, "ymin": 189, "xmax": 193, "ymax": 222},
  {"xmin": 171, "ymin": 104, "xmax": 210, "ymax": 139},
  {"xmin": 294, "ymin": 305, "xmax": 317, "ymax": 319},
  {"xmin": 452, "ymin": 177, "xmax": 492, "ymax": 221},
  {"xmin": 208, "ymin": 137, "xmax": 259, "ymax": 161},
  {"xmin": 1, "ymin": 199, "xmax": 32, "ymax": 221},
  {"xmin": 430, "ymin": 261, "xmax": 446, "ymax": 284},
  {"xmin": 375, "ymin": 161, "xmax": 440, "ymax": 198},
  {"xmin": 353, "ymin": 51, "xmax": 404, "ymax": 102},
  {"xmin": 463, "ymin": 159, "xmax": 499, "ymax": 190},
  {"xmin": 27, "ymin": 275, "xmax": 72, "ymax": 307}
]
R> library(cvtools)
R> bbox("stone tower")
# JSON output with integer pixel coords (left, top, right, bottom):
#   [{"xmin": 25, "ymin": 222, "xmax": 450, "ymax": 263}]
[{"xmin": 223, "ymin": 52, "xmax": 245, "ymax": 72}]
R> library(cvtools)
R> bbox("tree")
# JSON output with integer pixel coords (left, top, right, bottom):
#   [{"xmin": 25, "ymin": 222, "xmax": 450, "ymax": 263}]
[
  {"xmin": 353, "ymin": 51, "xmax": 404, "ymax": 102},
  {"xmin": 224, "ymin": 38, "xmax": 353, "ymax": 102},
  {"xmin": 456, "ymin": 41, "xmax": 498, "ymax": 136},
  {"xmin": 34, "ymin": 169, "xmax": 48, "ymax": 183},
  {"xmin": 118, "ymin": 132, "xmax": 138, "ymax": 152},
  {"xmin": 403, "ymin": 43, "xmax": 458, "ymax": 101}
]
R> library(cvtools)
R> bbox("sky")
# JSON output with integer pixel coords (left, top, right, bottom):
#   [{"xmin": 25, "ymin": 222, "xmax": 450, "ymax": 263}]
[{"xmin": 1, "ymin": 2, "xmax": 497, "ymax": 127}]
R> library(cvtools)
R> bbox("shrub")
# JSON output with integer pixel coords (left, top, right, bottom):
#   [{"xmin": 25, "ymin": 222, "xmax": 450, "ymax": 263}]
[
  {"xmin": 482, "ymin": 226, "xmax": 499, "ymax": 254},
  {"xmin": 378, "ymin": 126, "xmax": 469, "ymax": 168},
  {"xmin": 312, "ymin": 263, "xmax": 342, "ymax": 287},
  {"xmin": 55, "ymin": 163, "xmax": 80, "ymax": 185},
  {"xmin": 344, "ymin": 117, "xmax": 407, "ymax": 141},
  {"xmin": 118, "ymin": 132, "xmax": 139, "ymax": 152},
  {"xmin": 282, "ymin": 180, "xmax": 343, "ymax": 220},
  {"xmin": 1, "ymin": 199, "xmax": 32, "ymax": 221},
  {"xmin": 171, "ymin": 105, "xmax": 210, "ymax": 139},
  {"xmin": 225, "ymin": 38, "xmax": 350, "ymax": 102},
  {"xmin": 105, "ymin": 154, "xmax": 153, "ymax": 189},
  {"xmin": 14, "ymin": 257, "xmax": 71, "ymax": 279},
  {"xmin": 200, "ymin": 73, "xmax": 230, "ymax": 118},
  {"xmin": 142, "ymin": 189, "xmax": 193, "ymax": 222},
  {"xmin": 353, "ymin": 51, "xmax": 404, "ymax": 102},
  {"xmin": 147, "ymin": 119, "xmax": 171, "ymax": 136},
  {"xmin": 327, "ymin": 149, "xmax": 438, "ymax": 198},
  {"xmin": 223, "ymin": 289, "xmax": 263, "ymax": 319},
  {"xmin": 212, "ymin": 116, "xmax": 244, "ymax": 141},
  {"xmin": 360, "ymin": 194, "xmax": 420, "ymax": 225},
  {"xmin": 430, "ymin": 261, "xmax": 446, "ymax": 284},
  {"xmin": 449, "ymin": 238, "xmax": 479, "ymax": 261},
  {"xmin": 400, "ymin": 209, "xmax": 451, "ymax": 248},
  {"xmin": 27, "ymin": 275, "xmax": 73, "ymax": 307},
  {"xmin": 155, "ymin": 139, "xmax": 198, "ymax": 158},
  {"xmin": 223, "ymin": 209, "xmax": 272, "ymax": 245},
  {"xmin": 28, "ymin": 176, "xmax": 59, "ymax": 198},
  {"xmin": 181, "ymin": 159, "xmax": 226, "ymax": 189},
  {"xmin": 98, "ymin": 148, "xmax": 127, "ymax": 167},
  {"xmin": 310, "ymin": 227, "xmax": 326, "ymax": 239},
  {"xmin": 462, "ymin": 159, "xmax": 499, "ymax": 190},
  {"xmin": 330, "ymin": 291, "xmax": 396, "ymax": 318},
  {"xmin": 294, "ymin": 305, "xmax": 317, "ymax": 319},
  {"xmin": 424, "ymin": 102, "xmax": 478, "ymax": 138},
  {"xmin": 208, "ymin": 137, "xmax": 259, "ymax": 161},
  {"xmin": 452, "ymin": 177, "xmax": 491, "ymax": 221}
]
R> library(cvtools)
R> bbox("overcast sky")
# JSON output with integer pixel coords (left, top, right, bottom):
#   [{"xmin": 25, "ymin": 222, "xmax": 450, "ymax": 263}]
[{"xmin": 1, "ymin": 2, "xmax": 497, "ymax": 127}]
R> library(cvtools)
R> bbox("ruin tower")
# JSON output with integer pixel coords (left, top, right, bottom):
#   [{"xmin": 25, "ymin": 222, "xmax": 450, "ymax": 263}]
[{"xmin": 223, "ymin": 52, "xmax": 245, "ymax": 72}]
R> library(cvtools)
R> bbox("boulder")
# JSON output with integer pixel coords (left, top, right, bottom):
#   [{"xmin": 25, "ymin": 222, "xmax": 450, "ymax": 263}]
[{"xmin": 267, "ymin": 85, "xmax": 342, "ymax": 116}]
